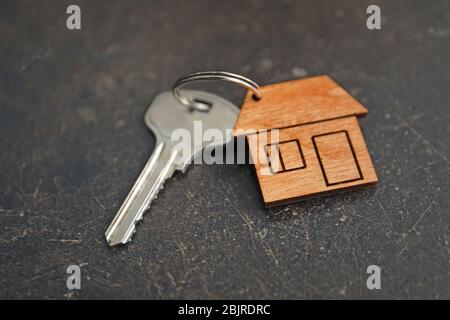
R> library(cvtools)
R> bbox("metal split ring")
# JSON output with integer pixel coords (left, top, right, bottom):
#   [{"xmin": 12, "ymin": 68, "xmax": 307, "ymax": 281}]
[{"xmin": 172, "ymin": 71, "xmax": 262, "ymax": 112}]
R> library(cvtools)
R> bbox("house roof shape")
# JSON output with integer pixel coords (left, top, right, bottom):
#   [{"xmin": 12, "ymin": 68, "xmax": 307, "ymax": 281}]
[{"xmin": 233, "ymin": 75, "xmax": 368, "ymax": 135}]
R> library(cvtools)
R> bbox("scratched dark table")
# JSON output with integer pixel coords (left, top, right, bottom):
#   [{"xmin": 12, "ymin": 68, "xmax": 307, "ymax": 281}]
[{"xmin": 1, "ymin": 0, "xmax": 449, "ymax": 299}]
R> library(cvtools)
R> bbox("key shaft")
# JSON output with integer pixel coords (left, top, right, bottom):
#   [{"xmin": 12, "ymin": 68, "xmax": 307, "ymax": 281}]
[{"xmin": 105, "ymin": 141, "xmax": 179, "ymax": 246}]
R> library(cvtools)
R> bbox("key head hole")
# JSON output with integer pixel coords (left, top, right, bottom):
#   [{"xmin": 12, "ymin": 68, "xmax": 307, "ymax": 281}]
[{"xmin": 192, "ymin": 98, "xmax": 213, "ymax": 112}]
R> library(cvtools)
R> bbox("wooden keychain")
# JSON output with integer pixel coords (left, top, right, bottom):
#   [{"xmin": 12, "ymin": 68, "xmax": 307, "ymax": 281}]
[
  {"xmin": 229, "ymin": 73, "xmax": 378, "ymax": 206},
  {"xmin": 172, "ymin": 71, "xmax": 377, "ymax": 207}
]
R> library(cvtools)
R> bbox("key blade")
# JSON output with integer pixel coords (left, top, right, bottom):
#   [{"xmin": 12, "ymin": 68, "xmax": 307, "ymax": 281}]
[{"xmin": 105, "ymin": 142, "xmax": 179, "ymax": 246}]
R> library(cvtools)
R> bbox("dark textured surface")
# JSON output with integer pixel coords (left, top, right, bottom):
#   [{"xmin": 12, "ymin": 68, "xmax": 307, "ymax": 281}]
[{"xmin": 0, "ymin": 0, "xmax": 449, "ymax": 299}]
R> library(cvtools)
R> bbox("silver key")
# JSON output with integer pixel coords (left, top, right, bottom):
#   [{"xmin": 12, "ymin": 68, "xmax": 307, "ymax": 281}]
[{"xmin": 105, "ymin": 90, "xmax": 239, "ymax": 246}]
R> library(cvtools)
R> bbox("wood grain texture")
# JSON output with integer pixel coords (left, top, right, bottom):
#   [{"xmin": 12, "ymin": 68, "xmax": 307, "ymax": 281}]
[
  {"xmin": 234, "ymin": 75, "xmax": 368, "ymax": 133},
  {"xmin": 247, "ymin": 116, "xmax": 378, "ymax": 206},
  {"xmin": 313, "ymin": 131, "xmax": 362, "ymax": 184},
  {"xmin": 235, "ymin": 77, "xmax": 377, "ymax": 206}
]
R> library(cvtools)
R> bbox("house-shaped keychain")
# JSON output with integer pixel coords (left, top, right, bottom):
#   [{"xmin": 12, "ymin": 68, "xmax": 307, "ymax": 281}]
[{"xmin": 233, "ymin": 75, "xmax": 378, "ymax": 207}]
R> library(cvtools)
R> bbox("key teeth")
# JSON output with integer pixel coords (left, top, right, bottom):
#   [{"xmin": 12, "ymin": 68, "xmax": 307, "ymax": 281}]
[
  {"xmin": 123, "ymin": 225, "xmax": 136, "ymax": 245},
  {"xmin": 108, "ymin": 161, "xmax": 172, "ymax": 246},
  {"xmin": 121, "ymin": 198, "xmax": 157, "ymax": 245}
]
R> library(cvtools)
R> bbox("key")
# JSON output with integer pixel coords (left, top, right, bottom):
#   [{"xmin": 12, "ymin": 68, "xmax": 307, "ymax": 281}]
[{"xmin": 105, "ymin": 90, "xmax": 239, "ymax": 246}]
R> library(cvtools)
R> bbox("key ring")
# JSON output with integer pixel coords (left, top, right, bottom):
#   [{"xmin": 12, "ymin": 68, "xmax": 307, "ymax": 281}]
[{"xmin": 172, "ymin": 71, "xmax": 263, "ymax": 112}]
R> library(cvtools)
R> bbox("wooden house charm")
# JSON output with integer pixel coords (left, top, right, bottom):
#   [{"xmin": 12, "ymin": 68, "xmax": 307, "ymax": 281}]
[{"xmin": 233, "ymin": 75, "xmax": 378, "ymax": 207}]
